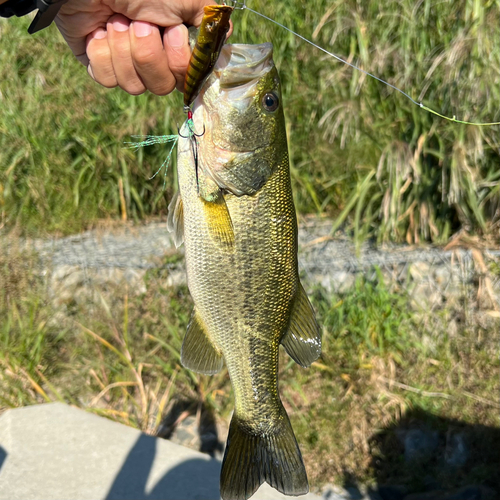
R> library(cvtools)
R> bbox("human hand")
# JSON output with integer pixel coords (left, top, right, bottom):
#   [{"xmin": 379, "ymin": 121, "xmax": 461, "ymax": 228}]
[{"xmin": 55, "ymin": 0, "xmax": 222, "ymax": 95}]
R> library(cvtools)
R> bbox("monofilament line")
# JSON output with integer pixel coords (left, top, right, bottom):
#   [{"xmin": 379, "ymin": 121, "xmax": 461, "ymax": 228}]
[{"xmin": 242, "ymin": 4, "xmax": 500, "ymax": 127}]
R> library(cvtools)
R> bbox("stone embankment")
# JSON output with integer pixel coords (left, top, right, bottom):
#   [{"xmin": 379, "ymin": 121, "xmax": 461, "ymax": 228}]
[{"xmin": 11, "ymin": 218, "xmax": 499, "ymax": 313}]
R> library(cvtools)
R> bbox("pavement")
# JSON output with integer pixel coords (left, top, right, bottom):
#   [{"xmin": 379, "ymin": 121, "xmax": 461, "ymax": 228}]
[{"xmin": 0, "ymin": 403, "xmax": 322, "ymax": 500}]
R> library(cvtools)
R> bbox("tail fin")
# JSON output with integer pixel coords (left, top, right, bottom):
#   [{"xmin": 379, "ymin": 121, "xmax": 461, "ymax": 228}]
[{"xmin": 220, "ymin": 413, "xmax": 308, "ymax": 500}]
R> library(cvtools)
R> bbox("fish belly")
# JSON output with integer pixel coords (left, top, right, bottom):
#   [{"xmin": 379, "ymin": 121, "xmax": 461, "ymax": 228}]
[{"xmin": 178, "ymin": 137, "xmax": 297, "ymax": 427}]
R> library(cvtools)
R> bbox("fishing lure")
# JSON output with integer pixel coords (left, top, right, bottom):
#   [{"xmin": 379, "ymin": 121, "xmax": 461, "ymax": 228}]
[
  {"xmin": 183, "ymin": 4, "xmax": 234, "ymax": 109},
  {"xmin": 126, "ymin": 4, "xmax": 233, "ymax": 191}
]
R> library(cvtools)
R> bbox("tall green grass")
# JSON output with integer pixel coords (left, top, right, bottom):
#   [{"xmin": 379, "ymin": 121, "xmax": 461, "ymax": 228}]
[
  {"xmin": 1, "ymin": 1, "xmax": 500, "ymax": 241},
  {"xmin": 237, "ymin": 0, "xmax": 500, "ymax": 243},
  {"xmin": 0, "ymin": 18, "xmax": 184, "ymax": 235}
]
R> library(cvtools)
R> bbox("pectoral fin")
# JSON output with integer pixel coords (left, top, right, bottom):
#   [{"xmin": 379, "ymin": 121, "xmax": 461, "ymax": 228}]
[
  {"xmin": 167, "ymin": 191, "xmax": 184, "ymax": 248},
  {"xmin": 282, "ymin": 283, "xmax": 322, "ymax": 367},
  {"xmin": 181, "ymin": 309, "xmax": 224, "ymax": 375},
  {"xmin": 202, "ymin": 192, "xmax": 235, "ymax": 249}
]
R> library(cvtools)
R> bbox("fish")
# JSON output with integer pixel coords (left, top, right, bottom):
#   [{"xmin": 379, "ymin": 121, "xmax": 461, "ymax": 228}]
[
  {"xmin": 183, "ymin": 4, "xmax": 234, "ymax": 109},
  {"xmin": 168, "ymin": 43, "xmax": 322, "ymax": 500}
]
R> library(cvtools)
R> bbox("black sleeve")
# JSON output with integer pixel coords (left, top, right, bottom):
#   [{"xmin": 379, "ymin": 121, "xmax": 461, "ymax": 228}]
[
  {"xmin": 0, "ymin": 0, "xmax": 37, "ymax": 18},
  {"xmin": 0, "ymin": 0, "xmax": 68, "ymax": 33}
]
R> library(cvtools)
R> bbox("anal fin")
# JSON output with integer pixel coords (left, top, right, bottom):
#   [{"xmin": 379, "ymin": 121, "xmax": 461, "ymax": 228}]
[
  {"xmin": 282, "ymin": 282, "xmax": 322, "ymax": 367},
  {"xmin": 167, "ymin": 191, "xmax": 184, "ymax": 248},
  {"xmin": 181, "ymin": 309, "xmax": 224, "ymax": 375}
]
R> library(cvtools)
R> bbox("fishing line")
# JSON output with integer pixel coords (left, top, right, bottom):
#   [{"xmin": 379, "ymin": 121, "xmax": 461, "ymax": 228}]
[
  {"xmin": 237, "ymin": 2, "xmax": 500, "ymax": 127},
  {"xmin": 128, "ymin": 1, "xmax": 499, "ymax": 187}
]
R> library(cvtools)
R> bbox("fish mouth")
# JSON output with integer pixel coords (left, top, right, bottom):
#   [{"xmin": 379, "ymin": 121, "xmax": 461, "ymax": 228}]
[
  {"xmin": 215, "ymin": 43, "xmax": 274, "ymax": 88},
  {"xmin": 194, "ymin": 43, "xmax": 274, "ymax": 155},
  {"xmin": 213, "ymin": 145, "xmax": 266, "ymax": 158}
]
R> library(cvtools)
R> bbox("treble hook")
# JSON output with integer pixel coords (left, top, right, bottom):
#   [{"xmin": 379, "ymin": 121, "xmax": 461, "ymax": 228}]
[
  {"xmin": 193, "ymin": 124, "xmax": 205, "ymax": 138},
  {"xmin": 177, "ymin": 123, "xmax": 205, "ymax": 139},
  {"xmin": 180, "ymin": 107, "xmax": 206, "ymax": 138},
  {"xmin": 178, "ymin": 110, "xmax": 204, "ymax": 193}
]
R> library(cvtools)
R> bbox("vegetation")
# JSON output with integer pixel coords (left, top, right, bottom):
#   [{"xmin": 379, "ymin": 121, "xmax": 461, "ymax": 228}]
[
  {"xmin": 1, "ymin": 0, "xmax": 500, "ymax": 241},
  {"xmin": 1, "ymin": 250, "xmax": 498, "ymax": 492},
  {"xmin": 0, "ymin": 249, "xmax": 229, "ymax": 431}
]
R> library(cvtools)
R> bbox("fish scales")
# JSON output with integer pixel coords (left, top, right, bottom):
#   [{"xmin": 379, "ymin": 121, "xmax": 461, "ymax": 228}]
[
  {"xmin": 181, "ymin": 156, "xmax": 295, "ymax": 420},
  {"xmin": 170, "ymin": 43, "xmax": 322, "ymax": 500}
]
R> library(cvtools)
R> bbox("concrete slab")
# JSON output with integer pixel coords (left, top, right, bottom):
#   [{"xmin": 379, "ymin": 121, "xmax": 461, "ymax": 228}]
[{"xmin": 0, "ymin": 403, "xmax": 322, "ymax": 500}]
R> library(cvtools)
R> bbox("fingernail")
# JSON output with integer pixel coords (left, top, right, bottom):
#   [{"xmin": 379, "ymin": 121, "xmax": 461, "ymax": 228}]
[
  {"xmin": 134, "ymin": 21, "xmax": 152, "ymax": 38},
  {"xmin": 112, "ymin": 18, "xmax": 129, "ymax": 32},
  {"xmin": 166, "ymin": 25, "xmax": 186, "ymax": 48},
  {"xmin": 94, "ymin": 28, "xmax": 107, "ymax": 40},
  {"xmin": 88, "ymin": 65, "xmax": 95, "ymax": 80}
]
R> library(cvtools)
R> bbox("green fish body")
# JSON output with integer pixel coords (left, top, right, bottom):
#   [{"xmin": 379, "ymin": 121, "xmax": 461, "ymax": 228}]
[{"xmin": 168, "ymin": 43, "xmax": 321, "ymax": 500}]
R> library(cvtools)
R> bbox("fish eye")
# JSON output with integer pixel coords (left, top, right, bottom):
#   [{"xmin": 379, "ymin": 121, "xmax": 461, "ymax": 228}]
[{"xmin": 262, "ymin": 92, "xmax": 279, "ymax": 112}]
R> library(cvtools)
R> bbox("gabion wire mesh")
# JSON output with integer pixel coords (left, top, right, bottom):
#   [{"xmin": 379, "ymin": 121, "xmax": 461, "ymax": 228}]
[{"xmin": 2, "ymin": 219, "xmax": 500, "ymax": 314}]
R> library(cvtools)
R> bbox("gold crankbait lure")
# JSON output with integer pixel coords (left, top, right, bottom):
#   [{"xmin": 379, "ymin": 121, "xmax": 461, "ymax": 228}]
[{"xmin": 183, "ymin": 4, "xmax": 234, "ymax": 109}]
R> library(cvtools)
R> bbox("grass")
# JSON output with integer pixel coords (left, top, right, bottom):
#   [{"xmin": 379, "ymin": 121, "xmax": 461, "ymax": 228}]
[
  {"xmin": 282, "ymin": 273, "xmax": 500, "ymax": 491},
  {"xmin": 1, "ymin": 247, "xmax": 498, "ymax": 493},
  {"xmin": 0, "ymin": 18, "xmax": 184, "ymax": 236},
  {"xmin": 1, "ymin": 1, "xmax": 500, "ymax": 242},
  {"xmin": 0, "ymin": 249, "xmax": 233, "ymax": 430}
]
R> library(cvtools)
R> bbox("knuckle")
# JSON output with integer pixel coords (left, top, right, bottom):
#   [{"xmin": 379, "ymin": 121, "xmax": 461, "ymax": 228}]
[
  {"xmin": 90, "ymin": 66, "xmax": 117, "ymax": 88},
  {"xmin": 87, "ymin": 41, "xmax": 111, "ymax": 63},
  {"xmin": 111, "ymin": 40, "xmax": 134, "ymax": 61},
  {"xmin": 132, "ymin": 46, "xmax": 158, "ymax": 68},
  {"xmin": 99, "ymin": 75, "xmax": 119, "ymax": 89},
  {"xmin": 149, "ymin": 80, "xmax": 176, "ymax": 96},
  {"xmin": 123, "ymin": 83, "xmax": 146, "ymax": 95},
  {"xmin": 92, "ymin": 45, "xmax": 112, "ymax": 62}
]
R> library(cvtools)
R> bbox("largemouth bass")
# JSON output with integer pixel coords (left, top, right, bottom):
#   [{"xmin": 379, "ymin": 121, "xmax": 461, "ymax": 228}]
[{"xmin": 168, "ymin": 43, "xmax": 321, "ymax": 500}]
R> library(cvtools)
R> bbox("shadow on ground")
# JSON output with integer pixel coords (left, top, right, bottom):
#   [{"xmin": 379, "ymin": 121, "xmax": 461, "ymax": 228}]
[
  {"xmin": 105, "ymin": 433, "xmax": 221, "ymax": 500},
  {"xmin": 0, "ymin": 447, "xmax": 6, "ymax": 475},
  {"xmin": 361, "ymin": 408, "xmax": 500, "ymax": 499},
  {"xmin": 105, "ymin": 405, "xmax": 499, "ymax": 500},
  {"xmin": 156, "ymin": 398, "xmax": 224, "ymax": 457}
]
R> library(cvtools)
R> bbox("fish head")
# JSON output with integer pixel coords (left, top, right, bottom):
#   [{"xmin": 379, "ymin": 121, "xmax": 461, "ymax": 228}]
[{"xmin": 194, "ymin": 43, "xmax": 287, "ymax": 197}]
